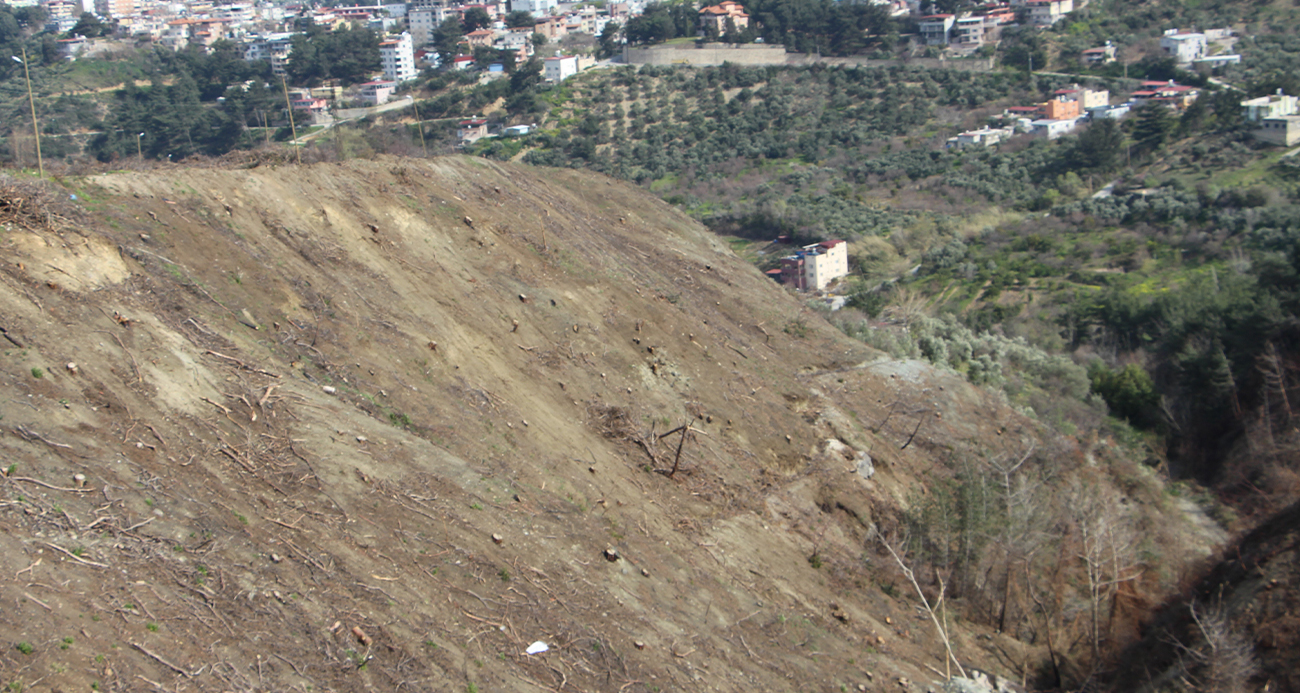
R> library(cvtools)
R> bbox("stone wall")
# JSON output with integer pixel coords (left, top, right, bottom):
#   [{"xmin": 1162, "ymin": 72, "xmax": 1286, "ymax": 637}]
[
  {"xmin": 623, "ymin": 42, "xmax": 789, "ymax": 67},
  {"xmin": 623, "ymin": 43, "xmax": 998, "ymax": 72}
]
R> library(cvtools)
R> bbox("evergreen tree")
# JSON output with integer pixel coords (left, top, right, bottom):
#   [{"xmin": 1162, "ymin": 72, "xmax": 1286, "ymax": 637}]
[
  {"xmin": 1132, "ymin": 103, "xmax": 1174, "ymax": 154},
  {"xmin": 462, "ymin": 7, "xmax": 491, "ymax": 32},
  {"xmin": 505, "ymin": 11, "xmax": 534, "ymax": 28},
  {"xmin": 597, "ymin": 21, "xmax": 621, "ymax": 59},
  {"xmin": 432, "ymin": 16, "xmax": 464, "ymax": 64},
  {"xmin": 1070, "ymin": 118, "xmax": 1123, "ymax": 171},
  {"xmin": 69, "ymin": 12, "xmax": 109, "ymax": 38}
]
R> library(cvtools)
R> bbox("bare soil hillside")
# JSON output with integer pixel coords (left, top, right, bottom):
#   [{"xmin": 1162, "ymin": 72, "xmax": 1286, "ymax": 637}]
[{"xmin": 0, "ymin": 157, "xmax": 1123, "ymax": 692}]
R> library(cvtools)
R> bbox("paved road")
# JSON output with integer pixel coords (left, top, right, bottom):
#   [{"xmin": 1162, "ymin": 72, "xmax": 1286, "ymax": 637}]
[{"xmin": 291, "ymin": 96, "xmax": 418, "ymax": 145}]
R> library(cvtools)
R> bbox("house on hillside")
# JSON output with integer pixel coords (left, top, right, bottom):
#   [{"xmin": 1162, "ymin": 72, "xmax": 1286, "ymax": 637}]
[
  {"xmin": 1031, "ymin": 118, "xmax": 1077, "ymax": 139},
  {"xmin": 1253, "ymin": 116, "xmax": 1300, "ymax": 146},
  {"xmin": 290, "ymin": 96, "xmax": 331, "ymax": 125},
  {"xmin": 1081, "ymin": 42, "xmax": 1116, "ymax": 64},
  {"xmin": 1053, "ymin": 84, "xmax": 1109, "ymax": 109},
  {"xmin": 533, "ymin": 16, "xmax": 569, "ymax": 40},
  {"xmin": 779, "ymin": 240, "xmax": 849, "ymax": 292},
  {"xmin": 1130, "ymin": 80, "xmax": 1200, "ymax": 110},
  {"xmin": 972, "ymin": 4, "xmax": 1017, "ymax": 25},
  {"xmin": 465, "ymin": 28, "xmax": 497, "ymax": 48},
  {"xmin": 358, "ymin": 80, "xmax": 396, "ymax": 105},
  {"xmin": 56, "ymin": 35, "xmax": 90, "ymax": 60},
  {"xmin": 698, "ymin": 1, "xmax": 749, "ymax": 33},
  {"xmin": 1087, "ymin": 103, "xmax": 1130, "ymax": 120},
  {"xmin": 458, "ymin": 118, "xmax": 489, "ymax": 144},
  {"xmin": 945, "ymin": 126, "xmax": 1015, "ymax": 149},
  {"xmin": 1241, "ymin": 90, "xmax": 1298, "ymax": 122},
  {"xmin": 544, "ymin": 55, "xmax": 578, "ymax": 82}
]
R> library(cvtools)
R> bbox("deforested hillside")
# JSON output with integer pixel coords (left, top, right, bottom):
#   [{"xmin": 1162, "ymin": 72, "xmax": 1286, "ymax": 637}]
[{"xmin": 0, "ymin": 158, "xmax": 1218, "ymax": 692}]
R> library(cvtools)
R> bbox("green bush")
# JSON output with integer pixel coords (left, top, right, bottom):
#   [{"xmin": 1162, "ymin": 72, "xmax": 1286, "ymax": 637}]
[{"xmin": 1089, "ymin": 362, "xmax": 1162, "ymax": 430}]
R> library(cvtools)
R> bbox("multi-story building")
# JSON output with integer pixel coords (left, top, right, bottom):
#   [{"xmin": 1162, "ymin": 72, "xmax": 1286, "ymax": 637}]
[
  {"xmin": 495, "ymin": 28, "xmax": 535, "ymax": 58},
  {"xmin": 918, "ymin": 14, "xmax": 954, "ymax": 45},
  {"xmin": 513, "ymin": 0, "xmax": 557, "ymax": 13},
  {"xmin": 244, "ymin": 33, "xmax": 295, "ymax": 76},
  {"xmin": 1159, "ymin": 30, "xmax": 1206, "ymax": 65},
  {"xmin": 533, "ymin": 15, "xmax": 567, "ymax": 39},
  {"xmin": 408, "ymin": 6, "xmax": 452, "ymax": 46},
  {"xmin": 950, "ymin": 16, "xmax": 981, "ymax": 46},
  {"xmin": 779, "ymin": 240, "xmax": 849, "ymax": 292},
  {"xmin": 543, "ymin": 54, "xmax": 577, "ymax": 82},
  {"xmin": 94, "ymin": 0, "xmax": 137, "ymax": 20},
  {"xmin": 44, "ymin": 0, "xmax": 78, "ymax": 21},
  {"xmin": 379, "ymin": 31, "xmax": 416, "ymax": 83},
  {"xmin": 464, "ymin": 27, "xmax": 496, "ymax": 47},
  {"xmin": 1053, "ymin": 84, "xmax": 1109, "ymax": 110},
  {"xmin": 161, "ymin": 18, "xmax": 230, "ymax": 50},
  {"xmin": 1024, "ymin": 0, "xmax": 1072, "ymax": 26},
  {"xmin": 698, "ymin": 1, "xmax": 748, "ymax": 33},
  {"xmin": 358, "ymin": 80, "xmax": 396, "ymax": 104}
]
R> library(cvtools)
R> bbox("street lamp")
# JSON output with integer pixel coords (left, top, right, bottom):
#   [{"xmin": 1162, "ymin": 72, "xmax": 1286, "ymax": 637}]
[
  {"xmin": 136, "ymin": 132, "xmax": 144, "ymax": 159},
  {"xmin": 11, "ymin": 49, "xmax": 43, "ymax": 180}
]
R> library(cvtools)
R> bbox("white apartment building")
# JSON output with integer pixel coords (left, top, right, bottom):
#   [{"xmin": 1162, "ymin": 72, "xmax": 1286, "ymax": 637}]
[
  {"xmin": 1160, "ymin": 30, "xmax": 1206, "ymax": 65},
  {"xmin": 514, "ymin": 0, "xmax": 557, "ymax": 14},
  {"xmin": 380, "ymin": 31, "xmax": 417, "ymax": 83},
  {"xmin": 543, "ymin": 54, "xmax": 578, "ymax": 82}
]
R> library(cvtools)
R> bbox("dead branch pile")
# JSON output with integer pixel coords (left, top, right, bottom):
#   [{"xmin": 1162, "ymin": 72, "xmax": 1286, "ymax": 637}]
[
  {"xmin": 0, "ymin": 176, "xmax": 72, "ymax": 232},
  {"xmin": 588, "ymin": 404, "xmax": 636, "ymax": 440}
]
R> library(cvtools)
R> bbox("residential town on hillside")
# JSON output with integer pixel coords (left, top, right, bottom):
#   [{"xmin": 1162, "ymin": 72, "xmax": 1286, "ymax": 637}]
[{"xmin": 16, "ymin": 0, "xmax": 1296, "ymax": 248}]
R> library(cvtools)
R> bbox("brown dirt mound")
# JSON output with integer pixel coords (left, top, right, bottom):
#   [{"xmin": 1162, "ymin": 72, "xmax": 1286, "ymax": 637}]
[{"xmin": 0, "ymin": 157, "xmax": 1062, "ymax": 692}]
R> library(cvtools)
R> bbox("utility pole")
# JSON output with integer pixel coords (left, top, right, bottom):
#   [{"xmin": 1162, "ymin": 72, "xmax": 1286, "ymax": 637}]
[
  {"xmin": 260, "ymin": 110, "xmax": 271, "ymax": 147},
  {"xmin": 412, "ymin": 98, "xmax": 427, "ymax": 157},
  {"xmin": 12, "ymin": 47, "xmax": 43, "ymax": 180},
  {"xmin": 281, "ymin": 76, "xmax": 301, "ymax": 165}
]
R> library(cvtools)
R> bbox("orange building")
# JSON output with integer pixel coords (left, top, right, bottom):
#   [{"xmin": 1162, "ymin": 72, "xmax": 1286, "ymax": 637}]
[
  {"xmin": 699, "ymin": 1, "xmax": 749, "ymax": 33},
  {"xmin": 1042, "ymin": 98, "xmax": 1080, "ymax": 120}
]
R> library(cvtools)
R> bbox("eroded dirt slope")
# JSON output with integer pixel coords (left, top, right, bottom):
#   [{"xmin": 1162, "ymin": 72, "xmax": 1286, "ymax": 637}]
[{"xmin": 1, "ymin": 157, "xmax": 1054, "ymax": 692}]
